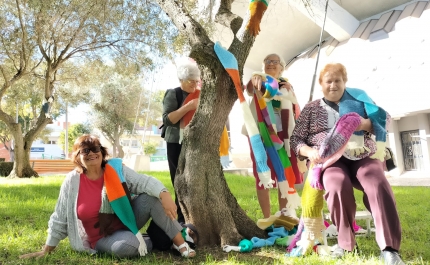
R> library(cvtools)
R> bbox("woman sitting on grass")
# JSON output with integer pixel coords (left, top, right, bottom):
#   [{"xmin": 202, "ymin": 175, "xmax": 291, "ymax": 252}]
[{"xmin": 20, "ymin": 134, "xmax": 196, "ymax": 259}]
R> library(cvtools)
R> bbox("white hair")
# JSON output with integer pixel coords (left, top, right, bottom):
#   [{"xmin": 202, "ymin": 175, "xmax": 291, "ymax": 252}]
[
  {"xmin": 262, "ymin": 53, "xmax": 286, "ymax": 71},
  {"xmin": 176, "ymin": 58, "xmax": 201, "ymax": 80}
]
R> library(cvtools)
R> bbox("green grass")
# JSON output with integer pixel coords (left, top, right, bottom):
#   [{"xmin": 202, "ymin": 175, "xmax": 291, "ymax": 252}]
[{"xmin": 0, "ymin": 172, "xmax": 429, "ymax": 264}]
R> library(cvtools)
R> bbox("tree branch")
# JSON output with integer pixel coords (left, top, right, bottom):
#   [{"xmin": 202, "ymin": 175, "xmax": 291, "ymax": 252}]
[
  {"xmin": 15, "ymin": 0, "xmax": 28, "ymax": 72},
  {"xmin": 155, "ymin": 0, "xmax": 212, "ymax": 47},
  {"xmin": 215, "ymin": 0, "xmax": 243, "ymax": 35}
]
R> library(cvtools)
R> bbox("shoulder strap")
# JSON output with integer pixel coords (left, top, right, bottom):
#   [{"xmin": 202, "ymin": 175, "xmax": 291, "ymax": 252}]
[{"xmin": 174, "ymin": 87, "xmax": 183, "ymax": 108}]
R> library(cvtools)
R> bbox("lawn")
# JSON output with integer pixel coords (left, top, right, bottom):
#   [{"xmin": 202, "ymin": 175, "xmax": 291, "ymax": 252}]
[{"xmin": 0, "ymin": 172, "xmax": 429, "ymax": 265}]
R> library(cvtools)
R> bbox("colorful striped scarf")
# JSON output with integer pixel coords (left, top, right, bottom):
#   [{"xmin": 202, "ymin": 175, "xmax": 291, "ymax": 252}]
[{"xmin": 99, "ymin": 158, "xmax": 147, "ymax": 256}]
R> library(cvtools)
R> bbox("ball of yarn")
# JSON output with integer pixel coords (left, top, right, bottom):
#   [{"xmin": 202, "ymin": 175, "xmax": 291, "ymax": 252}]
[{"xmin": 238, "ymin": 239, "xmax": 253, "ymax": 252}]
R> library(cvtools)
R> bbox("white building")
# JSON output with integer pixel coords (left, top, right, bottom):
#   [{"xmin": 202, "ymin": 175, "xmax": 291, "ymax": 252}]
[{"xmin": 223, "ymin": 0, "xmax": 430, "ymax": 176}]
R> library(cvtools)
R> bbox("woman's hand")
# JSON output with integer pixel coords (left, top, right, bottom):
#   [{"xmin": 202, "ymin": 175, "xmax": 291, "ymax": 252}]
[
  {"xmin": 299, "ymin": 146, "xmax": 322, "ymax": 164},
  {"xmin": 186, "ymin": 99, "xmax": 199, "ymax": 111},
  {"xmin": 279, "ymin": 81, "xmax": 292, "ymax": 91},
  {"xmin": 356, "ymin": 117, "xmax": 372, "ymax": 132},
  {"xmin": 251, "ymin": 75, "xmax": 263, "ymax": 91},
  {"xmin": 307, "ymin": 149, "xmax": 322, "ymax": 164},
  {"xmin": 19, "ymin": 245, "xmax": 55, "ymax": 259},
  {"xmin": 159, "ymin": 191, "xmax": 177, "ymax": 220}
]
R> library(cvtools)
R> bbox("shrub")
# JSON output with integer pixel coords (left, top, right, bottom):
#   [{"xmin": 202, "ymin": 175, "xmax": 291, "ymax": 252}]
[
  {"xmin": 0, "ymin": 162, "xmax": 13, "ymax": 177},
  {"xmin": 143, "ymin": 142, "xmax": 158, "ymax": 156}
]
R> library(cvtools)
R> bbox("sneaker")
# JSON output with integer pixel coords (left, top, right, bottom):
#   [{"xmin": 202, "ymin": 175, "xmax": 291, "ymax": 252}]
[
  {"xmin": 380, "ymin": 250, "xmax": 406, "ymax": 265},
  {"xmin": 331, "ymin": 245, "xmax": 345, "ymax": 258},
  {"xmin": 331, "ymin": 243, "xmax": 360, "ymax": 258}
]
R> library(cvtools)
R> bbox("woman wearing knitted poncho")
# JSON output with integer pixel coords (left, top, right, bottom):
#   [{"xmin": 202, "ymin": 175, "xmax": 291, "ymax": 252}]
[
  {"xmin": 290, "ymin": 63, "xmax": 404, "ymax": 265},
  {"xmin": 243, "ymin": 53, "xmax": 304, "ymax": 219}
]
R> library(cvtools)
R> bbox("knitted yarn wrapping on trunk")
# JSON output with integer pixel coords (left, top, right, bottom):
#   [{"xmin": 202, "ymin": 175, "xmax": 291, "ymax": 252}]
[
  {"xmin": 214, "ymin": 42, "xmax": 273, "ymax": 188},
  {"xmin": 287, "ymin": 164, "xmax": 324, "ymax": 254},
  {"xmin": 246, "ymin": 0, "xmax": 269, "ymax": 36}
]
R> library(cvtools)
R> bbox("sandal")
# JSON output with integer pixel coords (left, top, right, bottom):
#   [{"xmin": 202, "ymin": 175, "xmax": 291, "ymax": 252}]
[{"xmin": 173, "ymin": 242, "xmax": 196, "ymax": 258}]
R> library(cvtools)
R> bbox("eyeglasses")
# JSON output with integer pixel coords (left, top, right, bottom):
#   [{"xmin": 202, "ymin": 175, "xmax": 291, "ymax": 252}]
[
  {"xmin": 79, "ymin": 146, "xmax": 101, "ymax": 156},
  {"xmin": 186, "ymin": 80, "xmax": 199, "ymax": 85},
  {"xmin": 264, "ymin": 59, "xmax": 282, "ymax": 66}
]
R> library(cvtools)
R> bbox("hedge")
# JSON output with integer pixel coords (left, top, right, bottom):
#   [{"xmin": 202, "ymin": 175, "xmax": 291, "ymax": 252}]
[{"xmin": 0, "ymin": 162, "xmax": 13, "ymax": 177}]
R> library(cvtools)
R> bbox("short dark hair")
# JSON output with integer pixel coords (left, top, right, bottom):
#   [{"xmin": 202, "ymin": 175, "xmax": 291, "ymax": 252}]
[{"xmin": 71, "ymin": 134, "xmax": 109, "ymax": 173}]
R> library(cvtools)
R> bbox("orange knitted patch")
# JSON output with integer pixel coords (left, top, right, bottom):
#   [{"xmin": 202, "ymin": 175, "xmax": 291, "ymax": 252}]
[{"xmin": 104, "ymin": 164, "xmax": 126, "ymax": 201}]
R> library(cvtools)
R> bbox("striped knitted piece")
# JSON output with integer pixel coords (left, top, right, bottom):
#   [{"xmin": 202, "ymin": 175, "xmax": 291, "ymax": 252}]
[
  {"xmin": 246, "ymin": 0, "xmax": 269, "ymax": 36},
  {"xmin": 100, "ymin": 158, "xmax": 147, "ymax": 256},
  {"xmin": 340, "ymin": 88, "xmax": 387, "ymax": 161},
  {"xmin": 309, "ymin": 113, "xmax": 362, "ymax": 190},
  {"xmin": 214, "ymin": 42, "xmax": 273, "ymax": 188}
]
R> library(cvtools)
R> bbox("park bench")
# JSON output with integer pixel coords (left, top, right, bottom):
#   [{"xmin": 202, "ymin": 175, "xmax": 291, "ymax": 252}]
[{"xmin": 30, "ymin": 159, "xmax": 75, "ymax": 174}]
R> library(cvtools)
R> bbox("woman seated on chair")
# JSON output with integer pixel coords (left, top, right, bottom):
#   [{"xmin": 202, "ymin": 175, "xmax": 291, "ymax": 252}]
[
  {"xmin": 20, "ymin": 134, "xmax": 196, "ymax": 259},
  {"xmin": 290, "ymin": 63, "xmax": 404, "ymax": 265}
]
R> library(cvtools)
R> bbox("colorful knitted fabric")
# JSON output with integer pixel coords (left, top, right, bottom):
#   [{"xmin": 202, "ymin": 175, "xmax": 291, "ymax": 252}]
[
  {"xmin": 340, "ymin": 88, "xmax": 387, "ymax": 161},
  {"xmin": 309, "ymin": 113, "xmax": 362, "ymax": 190},
  {"xmin": 246, "ymin": 0, "xmax": 269, "ymax": 36},
  {"xmin": 253, "ymin": 91, "xmax": 299, "ymax": 205},
  {"xmin": 214, "ymin": 42, "xmax": 273, "ymax": 188},
  {"xmin": 100, "ymin": 158, "xmax": 147, "ymax": 256}
]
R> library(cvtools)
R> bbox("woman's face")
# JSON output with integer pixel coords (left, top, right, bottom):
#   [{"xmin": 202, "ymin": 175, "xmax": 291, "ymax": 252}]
[
  {"xmin": 321, "ymin": 71, "xmax": 346, "ymax": 103},
  {"xmin": 264, "ymin": 55, "xmax": 283, "ymax": 78},
  {"xmin": 78, "ymin": 145, "xmax": 103, "ymax": 169},
  {"xmin": 180, "ymin": 79, "xmax": 199, "ymax": 93}
]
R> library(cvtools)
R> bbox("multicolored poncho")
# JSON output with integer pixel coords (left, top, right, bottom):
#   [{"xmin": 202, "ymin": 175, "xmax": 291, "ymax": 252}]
[{"xmin": 214, "ymin": 42, "xmax": 300, "ymax": 209}]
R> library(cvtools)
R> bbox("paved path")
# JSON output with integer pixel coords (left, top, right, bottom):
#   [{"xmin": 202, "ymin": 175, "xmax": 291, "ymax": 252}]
[{"xmin": 387, "ymin": 177, "xmax": 430, "ymax": 187}]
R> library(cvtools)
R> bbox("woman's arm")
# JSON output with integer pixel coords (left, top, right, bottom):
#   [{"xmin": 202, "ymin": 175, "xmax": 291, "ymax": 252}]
[
  {"xmin": 124, "ymin": 166, "xmax": 178, "ymax": 219},
  {"xmin": 162, "ymin": 89, "xmax": 196, "ymax": 126},
  {"xmin": 124, "ymin": 166, "xmax": 167, "ymax": 197},
  {"xmin": 20, "ymin": 173, "xmax": 75, "ymax": 259}
]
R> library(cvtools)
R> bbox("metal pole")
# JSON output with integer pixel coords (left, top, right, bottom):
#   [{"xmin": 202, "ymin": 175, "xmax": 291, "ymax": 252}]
[
  {"xmin": 126, "ymin": 82, "xmax": 144, "ymax": 158},
  {"xmin": 65, "ymin": 102, "xmax": 69, "ymax": 158},
  {"xmin": 308, "ymin": 0, "xmax": 330, "ymax": 103}
]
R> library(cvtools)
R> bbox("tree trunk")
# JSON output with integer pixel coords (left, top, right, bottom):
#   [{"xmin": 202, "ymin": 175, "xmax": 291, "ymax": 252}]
[
  {"xmin": 175, "ymin": 55, "xmax": 266, "ymax": 246},
  {"xmin": 118, "ymin": 145, "xmax": 125, "ymax": 158},
  {"xmin": 8, "ymin": 123, "xmax": 38, "ymax": 178}
]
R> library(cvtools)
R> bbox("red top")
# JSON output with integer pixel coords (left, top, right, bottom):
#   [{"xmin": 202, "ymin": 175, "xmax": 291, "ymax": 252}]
[{"xmin": 77, "ymin": 174, "xmax": 127, "ymax": 248}]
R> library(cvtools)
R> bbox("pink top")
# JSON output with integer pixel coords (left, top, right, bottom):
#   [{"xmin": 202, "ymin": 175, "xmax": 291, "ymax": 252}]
[{"xmin": 77, "ymin": 173, "xmax": 127, "ymax": 248}]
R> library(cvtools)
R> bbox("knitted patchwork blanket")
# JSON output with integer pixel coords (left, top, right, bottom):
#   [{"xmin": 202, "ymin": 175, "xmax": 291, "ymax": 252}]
[{"xmin": 99, "ymin": 158, "xmax": 147, "ymax": 256}]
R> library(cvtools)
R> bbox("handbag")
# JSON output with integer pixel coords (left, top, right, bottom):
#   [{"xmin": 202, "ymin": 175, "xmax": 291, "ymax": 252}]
[{"xmin": 384, "ymin": 147, "xmax": 396, "ymax": 171}]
